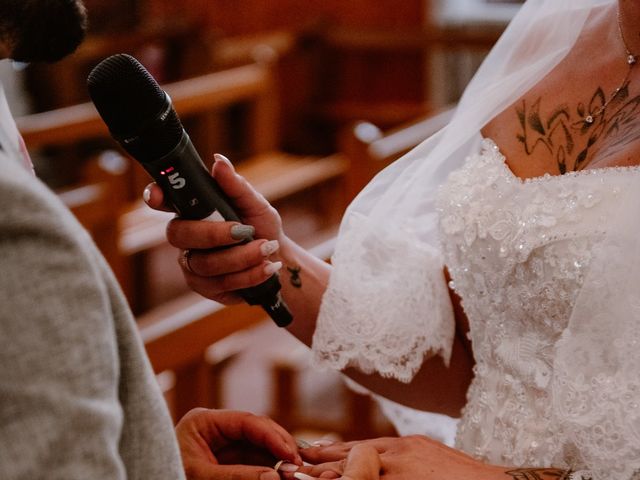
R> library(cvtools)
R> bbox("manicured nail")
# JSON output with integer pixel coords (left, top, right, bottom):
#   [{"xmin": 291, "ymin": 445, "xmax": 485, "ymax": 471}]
[
  {"xmin": 278, "ymin": 463, "xmax": 299, "ymax": 473},
  {"xmin": 293, "ymin": 473, "xmax": 316, "ymax": 480},
  {"xmin": 260, "ymin": 240, "xmax": 280, "ymax": 256},
  {"xmin": 311, "ymin": 439, "xmax": 334, "ymax": 447},
  {"xmin": 230, "ymin": 224, "xmax": 255, "ymax": 240},
  {"xmin": 214, "ymin": 153, "xmax": 232, "ymax": 166},
  {"xmin": 264, "ymin": 261, "xmax": 283, "ymax": 276},
  {"xmin": 143, "ymin": 185, "xmax": 152, "ymax": 203},
  {"xmin": 296, "ymin": 438, "xmax": 312, "ymax": 449}
]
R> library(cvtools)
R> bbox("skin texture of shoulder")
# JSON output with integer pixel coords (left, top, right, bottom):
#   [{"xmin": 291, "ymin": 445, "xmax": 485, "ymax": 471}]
[{"xmin": 482, "ymin": 3, "xmax": 640, "ymax": 180}]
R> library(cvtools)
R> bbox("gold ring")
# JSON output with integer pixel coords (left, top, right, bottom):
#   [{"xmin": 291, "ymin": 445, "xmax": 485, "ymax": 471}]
[{"xmin": 181, "ymin": 249, "xmax": 195, "ymax": 274}]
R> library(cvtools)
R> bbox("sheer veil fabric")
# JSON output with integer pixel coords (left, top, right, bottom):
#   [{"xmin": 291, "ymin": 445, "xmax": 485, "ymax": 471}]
[{"xmin": 313, "ymin": 0, "xmax": 640, "ymax": 476}]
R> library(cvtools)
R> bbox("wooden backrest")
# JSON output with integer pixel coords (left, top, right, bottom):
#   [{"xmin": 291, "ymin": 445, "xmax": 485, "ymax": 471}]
[
  {"xmin": 340, "ymin": 105, "xmax": 456, "ymax": 200},
  {"xmin": 17, "ymin": 59, "xmax": 280, "ymax": 154}
]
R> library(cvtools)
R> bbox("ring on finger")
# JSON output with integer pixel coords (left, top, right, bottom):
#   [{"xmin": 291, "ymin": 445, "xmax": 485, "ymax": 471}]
[{"xmin": 180, "ymin": 249, "xmax": 195, "ymax": 274}]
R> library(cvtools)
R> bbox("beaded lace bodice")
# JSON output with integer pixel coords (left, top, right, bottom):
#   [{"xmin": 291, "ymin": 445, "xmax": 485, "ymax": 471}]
[{"xmin": 436, "ymin": 139, "xmax": 640, "ymax": 467}]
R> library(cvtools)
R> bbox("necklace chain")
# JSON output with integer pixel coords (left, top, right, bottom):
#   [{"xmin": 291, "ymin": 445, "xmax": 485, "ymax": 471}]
[{"xmin": 584, "ymin": 9, "xmax": 637, "ymax": 125}]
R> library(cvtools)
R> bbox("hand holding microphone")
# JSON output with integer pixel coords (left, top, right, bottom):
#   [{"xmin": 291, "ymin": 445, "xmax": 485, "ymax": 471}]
[
  {"xmin": 87, "ymin": 54, "xmax": 292, "ymax": 326},
  {"xmin": 146, "ymin": 153, "xmax": 288, "ymax": 308}
]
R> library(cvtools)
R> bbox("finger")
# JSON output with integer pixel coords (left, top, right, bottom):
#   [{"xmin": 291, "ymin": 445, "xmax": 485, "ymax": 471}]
[
  {"xmin": 185, "ymin": 462, "xmax": 280, "ymax": 480},
  {"xmin": 167, "ymin": 218, "xmax": 255, "ymax": 250},
  {"xmin": 236, "ymin": 413, "xmax": 301, "ymax": 464},
  {"xmin": 181, "ymin": 261, "xmax": 283, "ymax": 297},
  {"xmin": 341, "ymin": 444, "xmax": 381, "ymax": 480},
  {"xmin": 143, "ymin": 182, "xmax": 174, "ymax": 212},
  {"xmin": 183, "ymin": 239, "xmax": 279, "ymax": 277},
  {"xmin": 196, "ymin": 411, "xmax": 299, "ymax": 464},
  {"xmin": 300, "ymin": 442, "xmax": 354, "ymax": 464},
  {"xmin": 212, "ymin": 154, "xmax": 273, "ymax": 218},
  {"xmin": 301, "ymin": 437, "xmax": 397, "ymax": 464},
  {"xmin": 294, "ymin": 461, "xmax": 345, "ymax": 478}
]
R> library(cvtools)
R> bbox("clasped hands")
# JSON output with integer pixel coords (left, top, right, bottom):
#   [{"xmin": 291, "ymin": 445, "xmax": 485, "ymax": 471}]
[{"xmin": 177, "ymin": 408, "xmax": 506, "ymax": 480}]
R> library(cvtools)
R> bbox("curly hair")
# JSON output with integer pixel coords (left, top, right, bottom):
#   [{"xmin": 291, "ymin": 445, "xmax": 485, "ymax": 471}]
[{"xmin": 0, "ymin": 0, "xmax": 87, "ymax": 62}]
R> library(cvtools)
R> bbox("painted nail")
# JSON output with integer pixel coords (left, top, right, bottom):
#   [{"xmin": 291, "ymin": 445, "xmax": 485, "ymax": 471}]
[
  {"xmin": 278, "ymin": 463, "xmax": 299, "ymax": 473},
  {"xmin": 214, "ymin": 153, "xmax": 233, "ymax": 166},
  {"xmin": 260, "ymin": 240, "xmax": 280, "ymax": 256},
  {"xmin": 143, "ymin": 185, "xmax": 152, "ymax": 204},
  {"xmin": 230, "ymin": 224, "xmax": 255, "ymax": 240},
  {"xmin": 293, "ymin": 473, "xmax": 316, "ymax": 480},
  {"xmin": 296, "ymin": 438, "xmax": 313, "ymax": 449},
  {"xmin": 264, "ymin": 261, "xmax": 283, "ymax": 276},
  {"xmin": 311, "ymin": 439, "xmax": 335, "ymax": 447}
]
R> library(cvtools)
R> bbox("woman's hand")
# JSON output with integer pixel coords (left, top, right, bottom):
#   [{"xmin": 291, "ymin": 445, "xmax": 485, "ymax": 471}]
[
  {"xmin": 296, "ymin": 436, "xmax": 508, "ymax": 480},
  {"xmin": 175, "ymin": 408, "xmax": 302, "ymax": 480},
  {"xmin": 144, "ymin": 154, "xmax": 285, "ymax": 304}
]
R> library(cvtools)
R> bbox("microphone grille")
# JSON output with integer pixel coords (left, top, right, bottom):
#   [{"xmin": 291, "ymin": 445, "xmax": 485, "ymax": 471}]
[{"xmin": 87, "ymin": 54, "xmax": 167, "ymax": 136}]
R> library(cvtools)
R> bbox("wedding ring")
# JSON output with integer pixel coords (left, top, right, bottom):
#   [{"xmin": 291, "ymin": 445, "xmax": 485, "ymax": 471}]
[
  {"xmin": 180, "ymin": 249, "xmax": 195, "ymax": 274},
  {"xmin": 274, "ymin": 460, "xmax": 284, "ymax": 471}
]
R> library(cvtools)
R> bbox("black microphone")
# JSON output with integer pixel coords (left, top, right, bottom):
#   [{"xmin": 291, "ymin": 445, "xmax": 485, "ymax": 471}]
[{"xmin": 87, "ymin": 53, "xmax": 292, "ymax": 327}]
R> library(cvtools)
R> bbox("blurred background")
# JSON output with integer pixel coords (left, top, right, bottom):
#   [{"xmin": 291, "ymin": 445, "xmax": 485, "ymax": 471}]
[{"xmin": 9, "ymin": 0, "xmax": 523, "ymax": 442}]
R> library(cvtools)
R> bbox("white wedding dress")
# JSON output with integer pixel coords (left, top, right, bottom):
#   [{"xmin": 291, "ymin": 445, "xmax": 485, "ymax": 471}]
[
  {"xmin": 437, "ymin": 138, "xmax": 640, "ymax": 467},
  {"xmin": 314, "ymin": 137, "xmax": 640, "ymax": 471}
]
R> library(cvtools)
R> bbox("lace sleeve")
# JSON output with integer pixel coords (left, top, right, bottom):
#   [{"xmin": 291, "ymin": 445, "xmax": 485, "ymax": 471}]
[{"xmin": 312, "ymin": 213, "xmax": 455, "ymax": 383}]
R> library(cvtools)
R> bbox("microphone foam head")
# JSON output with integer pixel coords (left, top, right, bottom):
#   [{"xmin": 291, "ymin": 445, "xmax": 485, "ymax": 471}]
[
  {"xmin": 87, "ymin": 54, "xmax": 166, "ymax": 136},
  {"xmin": 87, "ymin": 54, "xmax": 183, "ymax": 161}
]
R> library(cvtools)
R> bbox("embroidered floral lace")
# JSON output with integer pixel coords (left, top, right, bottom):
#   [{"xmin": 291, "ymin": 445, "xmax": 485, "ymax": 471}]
[{"xmin": 442, "ymin": 139, "xmax": 640, "ymax": 472}]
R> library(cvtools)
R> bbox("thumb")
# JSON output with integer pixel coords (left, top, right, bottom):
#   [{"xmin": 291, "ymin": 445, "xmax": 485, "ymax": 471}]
[
  {"xmin": 340, "ymin": 444, "xmax": 381, "ymax": 480},
  {"xmin": 212, "ymin": 153, "xmax": 271, "ymax": 217},
  {"xmin": 186, "ymin": 462, "xmax": 280, "ymax": 480},
  {"xmin": 142, "ymin": 182, "xmax": 175, "ymax": 213}
]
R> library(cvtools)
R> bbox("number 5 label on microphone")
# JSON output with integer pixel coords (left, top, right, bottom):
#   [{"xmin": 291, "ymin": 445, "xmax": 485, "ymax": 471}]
[{"xmin": 168, "ymin": 171, "xmax": 186, "ymax": 189}]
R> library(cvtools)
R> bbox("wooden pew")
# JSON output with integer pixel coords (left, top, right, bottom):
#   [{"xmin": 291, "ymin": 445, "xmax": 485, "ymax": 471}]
[{"xmin": 340, "ymin": 105, "xmax": 455, "ymax": 200}]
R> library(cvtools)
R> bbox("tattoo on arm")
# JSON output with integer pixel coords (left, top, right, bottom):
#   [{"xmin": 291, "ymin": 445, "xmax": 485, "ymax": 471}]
[
  {"xmin": 504, "ymin": 468, "xmax": 578, "ymax": 480},
  {"xmin": 287, "ymin": 265, "xmax": 302, "ymax": 288}
]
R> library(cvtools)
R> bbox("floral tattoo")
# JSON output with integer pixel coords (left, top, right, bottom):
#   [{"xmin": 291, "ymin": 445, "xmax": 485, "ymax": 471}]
[{"xmin": 516, "ymin": 81, "xmax": 640, "ymax": 173}]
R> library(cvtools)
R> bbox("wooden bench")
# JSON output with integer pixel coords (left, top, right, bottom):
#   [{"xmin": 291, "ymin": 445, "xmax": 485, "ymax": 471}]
[{"xmin": 340, "ymin": 105, "xmax": 455, "ymax": 200}]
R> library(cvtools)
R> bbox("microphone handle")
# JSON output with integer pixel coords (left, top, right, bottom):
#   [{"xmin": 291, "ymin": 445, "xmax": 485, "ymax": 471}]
[{"xmin": 136, "ymin": 131, "xmax": 293, "ymax": 327}]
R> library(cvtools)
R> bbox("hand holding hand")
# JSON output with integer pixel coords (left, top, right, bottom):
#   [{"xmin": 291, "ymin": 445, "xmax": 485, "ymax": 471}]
[
  {"xmin": 175, "ymin": 408, "xmax": 301, "ymax": 480},
  {"xmin": 144, "ymin": 154, "xmax": 285, "ymax": 305},
  {"xmin": 297, "ymin": 436, "xmax": 507, "ymax": 480}
]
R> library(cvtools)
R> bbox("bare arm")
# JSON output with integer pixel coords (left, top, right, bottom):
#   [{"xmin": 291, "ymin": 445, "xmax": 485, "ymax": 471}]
[{"xmin": 147, "ymin": 154, "xmax": 473, "ymax": 416}]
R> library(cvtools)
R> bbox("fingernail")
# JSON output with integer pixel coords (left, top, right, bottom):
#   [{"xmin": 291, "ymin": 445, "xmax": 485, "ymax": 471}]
[
  {"xmin": 260, "ymin": 240, "xmax": 280, "ymax": 256},
  {"xmin": 296, "ymin": 438, "xmax": 313, "ymax": 449},
  {"xmin": 230, "ymin": 224, "xmax": 255, "ymax": 240},
  {"xmin": 293, "ymin": 473, "xmax": 316, "ymax": 480},
  {"xmin": 214, "ymin": 153, "xmax": 232, "ymax": 165},
  {"xmin": 264, "ymin": 261, "xmax": 283, "ymax": 276},
  {"xmin": 278, "ymin": 463, "xmax": 299, "ymax": 473},
  {"xmin": 143, "ymin": 185, "xmax": 152, "ymax": 203},
  {"xmin": 311, "ymin": 439, "xmax": 334, "ymax": 447}
]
